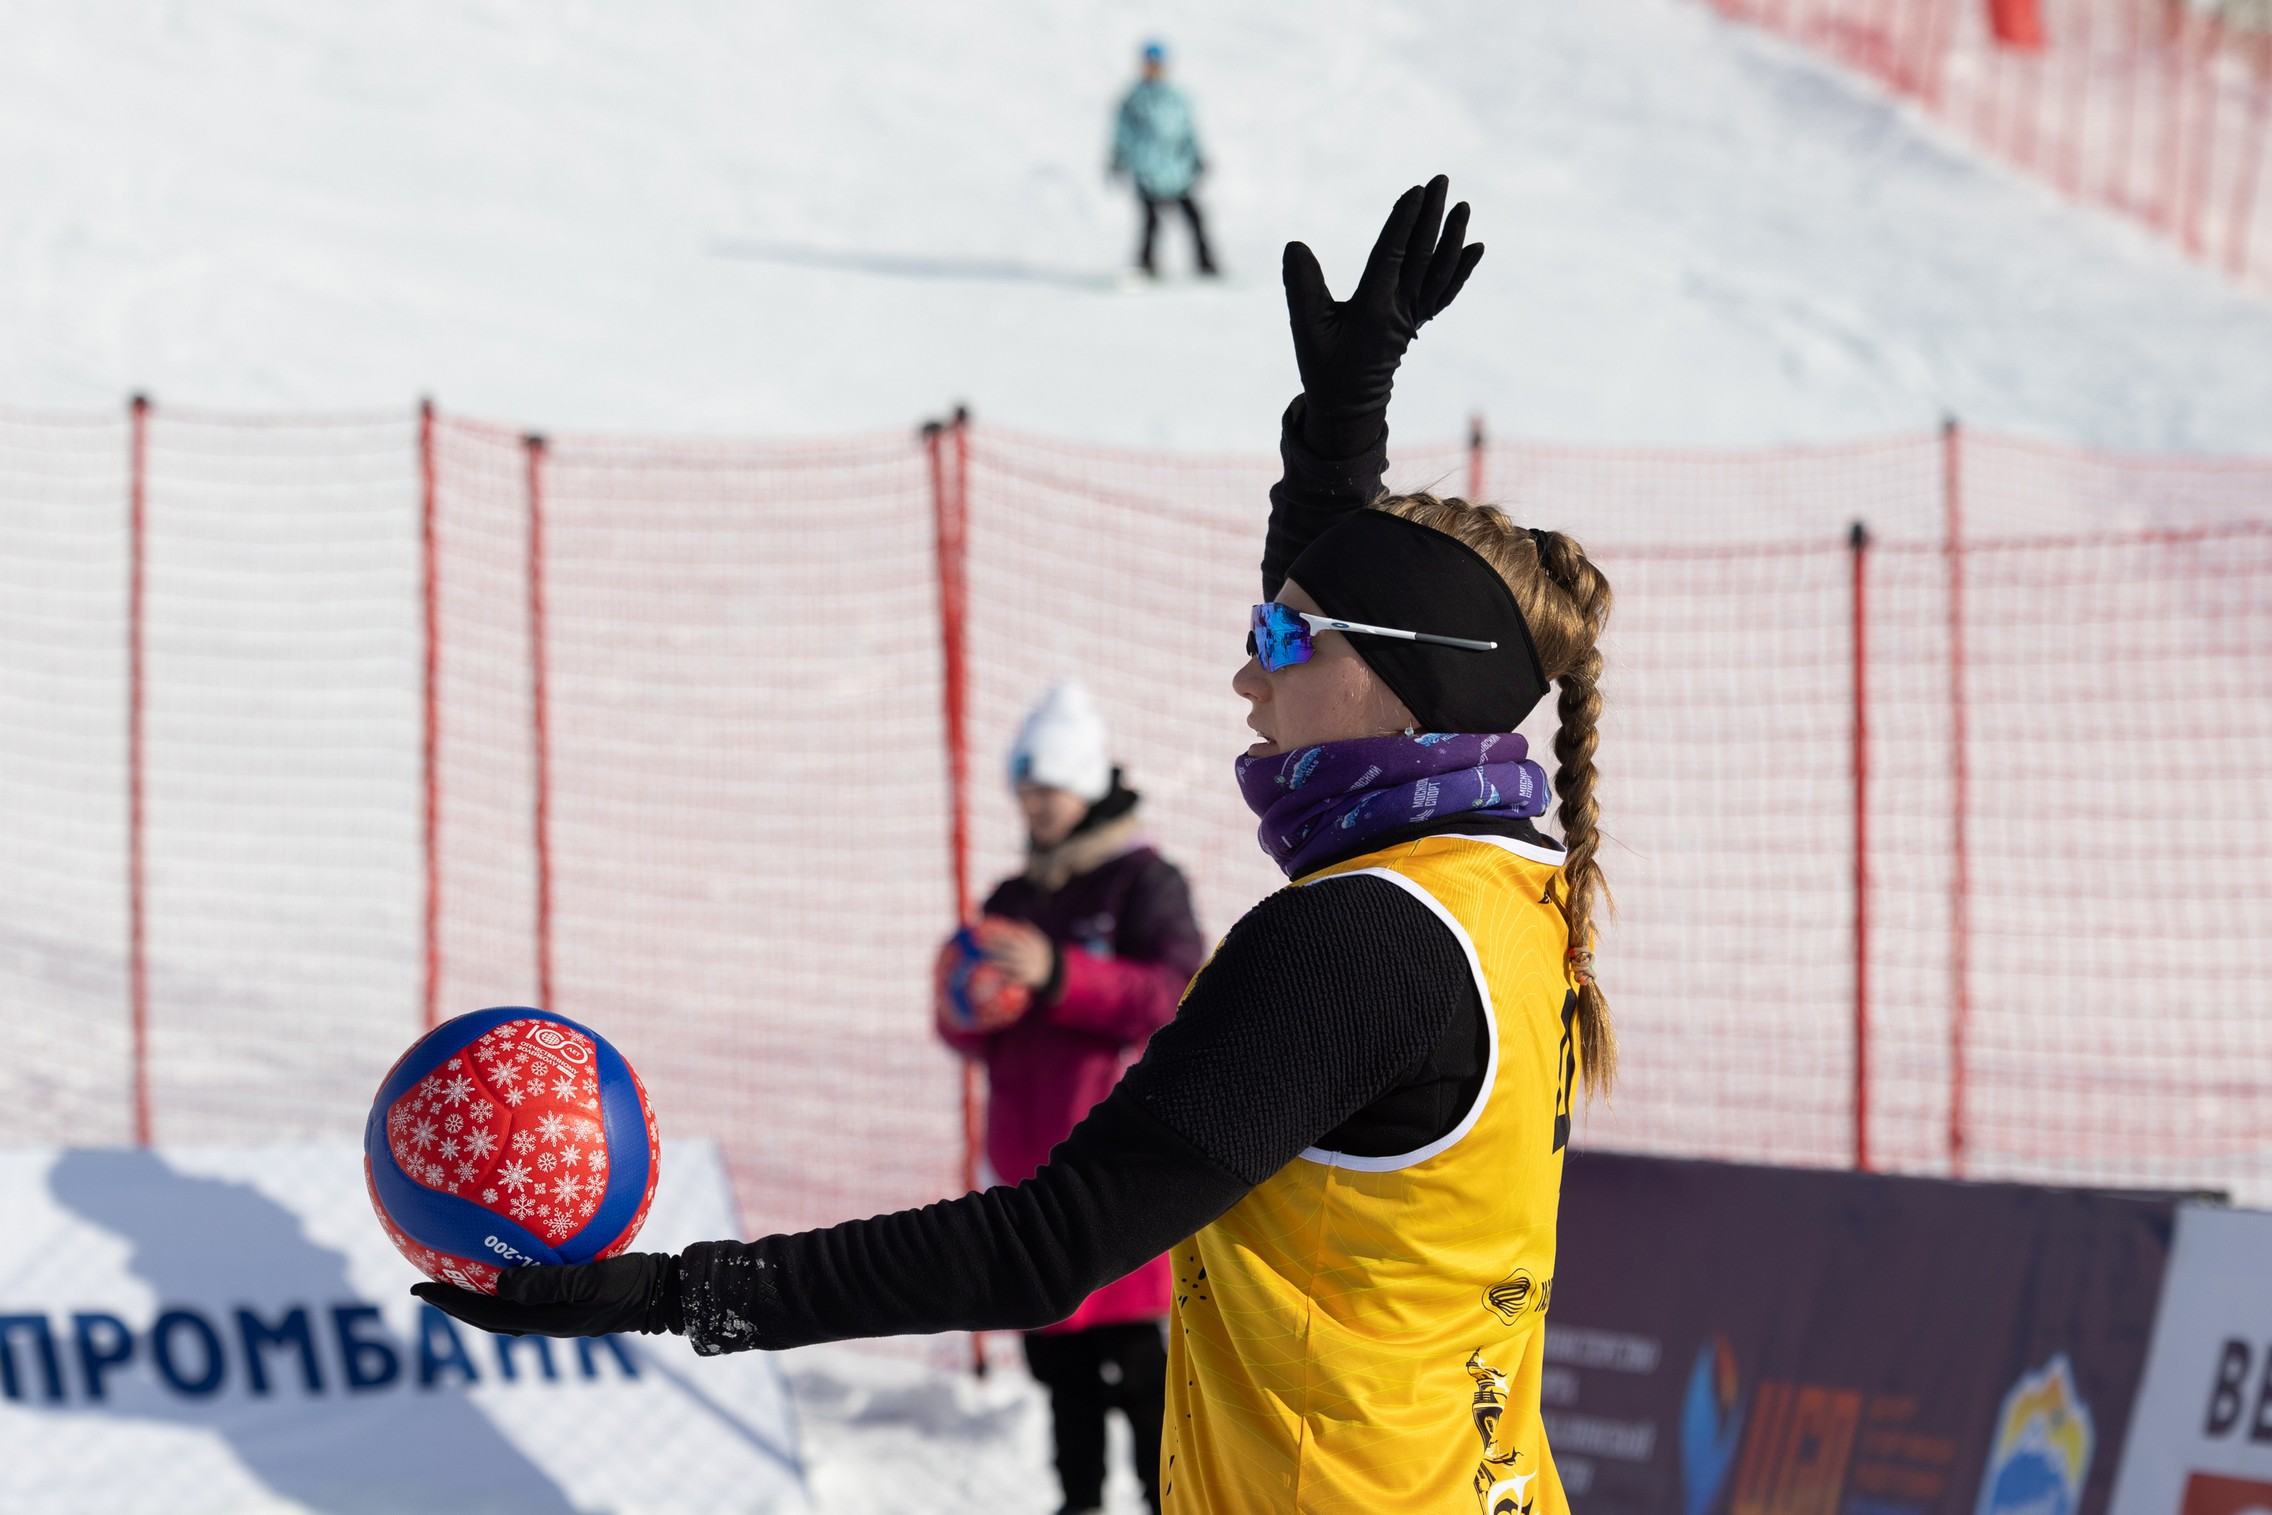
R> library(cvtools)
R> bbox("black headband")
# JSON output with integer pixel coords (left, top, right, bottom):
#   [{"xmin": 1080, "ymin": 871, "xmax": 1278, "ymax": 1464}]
[{"xmin": 1282, "ymin": 510, "xmax": 1549, "ymax": 732}]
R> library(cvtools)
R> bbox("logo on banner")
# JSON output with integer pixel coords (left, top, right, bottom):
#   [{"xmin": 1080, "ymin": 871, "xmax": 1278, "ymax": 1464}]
[
  {"xmin": 1974, "ymin": 1354, "xmax": 2096, "ymax": 1515},
  {"xmin": 1682, "ymin": 1334, "xmax": 1746, "ymax": 1515},
  {"xmin": 1729, "ymin": 1381, "xmax": 1862, "ymax": 1515}
]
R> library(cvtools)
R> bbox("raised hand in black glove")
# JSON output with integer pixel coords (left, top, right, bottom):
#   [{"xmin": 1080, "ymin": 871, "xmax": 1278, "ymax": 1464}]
[
  {"xmin": 1282, "ymin": 174, "xmax": 1485, "ymax": 460},
  {"xmin": 412, "ymin": 1251, "xmax": 682, "ymax": 1338}
]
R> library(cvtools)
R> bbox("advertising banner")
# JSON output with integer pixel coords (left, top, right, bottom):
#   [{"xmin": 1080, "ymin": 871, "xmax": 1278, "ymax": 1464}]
[
  {"xmin": 2108, "ymin": 1205, "xmax": 2272, "ymax": 1515},
  {"xmin": 0, "ymin": 1142, "xmax": 804, "ymax": 1515},
  {"xmin": 1550, "ymin": 1152, "xmax": 2174, "ymax": 1515}
]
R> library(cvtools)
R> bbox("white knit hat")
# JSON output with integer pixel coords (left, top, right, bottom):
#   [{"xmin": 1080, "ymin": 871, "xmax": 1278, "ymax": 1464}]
[{"xmin": 1007, "ymin": 680, "xmax": 1113, "ymax": 803}]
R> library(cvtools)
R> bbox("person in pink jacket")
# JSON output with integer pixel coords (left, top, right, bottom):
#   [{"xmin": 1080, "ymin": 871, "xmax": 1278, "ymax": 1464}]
[{"xmin": 937, "ymin": 681, "xmax": 1204, "ymax": 1515}]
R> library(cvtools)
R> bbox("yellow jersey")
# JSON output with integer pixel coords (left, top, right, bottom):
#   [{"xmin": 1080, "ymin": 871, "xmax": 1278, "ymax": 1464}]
[{"xmin": 1162, "ymin": 832, "xmax": 1579, "ymax": 1514}]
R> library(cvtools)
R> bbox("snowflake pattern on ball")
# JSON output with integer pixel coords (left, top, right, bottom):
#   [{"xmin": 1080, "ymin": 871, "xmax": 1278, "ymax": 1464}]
[
  {"xmin": 384, "ymin": 1017, "xmax": 612, "ymax": 1248},
  {"xmin": 373, "ymin": 1014, "xmax": 661, "ymax": 1295}
]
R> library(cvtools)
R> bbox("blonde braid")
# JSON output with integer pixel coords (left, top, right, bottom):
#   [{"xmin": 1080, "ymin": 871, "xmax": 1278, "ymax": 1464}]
[
  {"xmin": 1532, "ymin": 529, "xmax": 1615, "ymax": 1094},
  {"xmin": 1375, "ymin": 494, "xmax": 1617, "ymax": 1095}
]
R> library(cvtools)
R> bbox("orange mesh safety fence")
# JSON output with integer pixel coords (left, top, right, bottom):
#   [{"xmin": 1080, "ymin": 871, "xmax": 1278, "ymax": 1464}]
[
  {"xmin": 965, "ymin": 423, "xmax": 2272, "ymax": 1195},
  {"xmin": 133, "ymin": 409, "xmax": 429, "ymax": 1141},
  {"xmin": 1702, "ymin": 0, "xmax": 2272, "ymax": 288},
  {"xmin": 0, "ymin": 410, "xmax": 134, "ymax": 1146},
  {"xmin": 426, "ymin": 419, "xmax": 961, "ymax": 1247},
  {"xmin": 0, "ymin": 407, "xmax": 426, "ymax": 1152},
  {"xmin": 1, "ymin": 405, "xmax": 2269, "ymax": 1337}
]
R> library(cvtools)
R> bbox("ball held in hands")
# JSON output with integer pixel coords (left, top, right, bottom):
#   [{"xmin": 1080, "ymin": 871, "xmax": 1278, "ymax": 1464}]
[{"xmin": 934, "ymin": 920, "xmax": 1037, "ymax": 1033}]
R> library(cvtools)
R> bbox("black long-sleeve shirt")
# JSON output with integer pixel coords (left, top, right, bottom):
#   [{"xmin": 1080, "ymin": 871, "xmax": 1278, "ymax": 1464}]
[{"xmin": 675, "ymin": 402, "xmax": 1538, "ymax": 1356}]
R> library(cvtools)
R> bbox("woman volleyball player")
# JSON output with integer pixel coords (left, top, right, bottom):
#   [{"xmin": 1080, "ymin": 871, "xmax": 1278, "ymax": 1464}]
[{"xmin": 421, "ymin": 176, "xmax": 1617, "ymax": 1515}]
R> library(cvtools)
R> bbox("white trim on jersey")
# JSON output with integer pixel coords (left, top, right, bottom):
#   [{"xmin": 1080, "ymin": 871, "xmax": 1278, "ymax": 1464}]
[
  {"xmin": 1292, "ymin": 865, "xmax": 1501, "ymax": 1174},
  {"xmin": 1437, "ymin": 830, "xmax": 1567, "ymax": 869}
]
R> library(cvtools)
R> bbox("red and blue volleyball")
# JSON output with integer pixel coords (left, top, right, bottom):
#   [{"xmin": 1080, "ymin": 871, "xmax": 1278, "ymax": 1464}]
[
  {"xmin": 364, "ymin": 1008, "xmax": 660, "ymax": 1294},
  {"xmin": 933, "ymin": 921, "xmax": 1034, "ymax": 1033}
]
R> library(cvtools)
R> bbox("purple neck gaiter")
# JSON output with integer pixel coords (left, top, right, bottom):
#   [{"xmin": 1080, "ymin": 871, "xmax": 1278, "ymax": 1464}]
[{"xmin": 1235, "ymin": 732, "xmax": 1552, "ymax": 879}]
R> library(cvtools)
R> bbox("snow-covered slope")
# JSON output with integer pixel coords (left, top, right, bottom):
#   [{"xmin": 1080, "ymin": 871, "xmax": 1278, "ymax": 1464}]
[{"xmin": 6, "ymin": 0, "xmax": 2271, "ymax": 451}]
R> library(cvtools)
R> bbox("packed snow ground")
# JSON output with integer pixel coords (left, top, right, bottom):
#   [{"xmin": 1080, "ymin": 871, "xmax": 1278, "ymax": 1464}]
[
  {"xmin": 782, "ymin": 1345, "xmax": 1154, "ymax": 1515},
  {"xmin": 5, "ymin": 0, "xmax": 2272, "ymax": 452}
]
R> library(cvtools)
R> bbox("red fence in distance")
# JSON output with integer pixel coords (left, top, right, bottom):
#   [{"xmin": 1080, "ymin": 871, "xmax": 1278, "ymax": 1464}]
[{"xmin": 1702, "ymin": 0, "xmax": 2272, "ymax": 287}]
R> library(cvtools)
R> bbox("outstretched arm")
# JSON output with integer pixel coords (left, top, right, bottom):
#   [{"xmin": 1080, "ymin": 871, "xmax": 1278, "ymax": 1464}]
[
  {"xmin": 413, "ymin": 876, "xmax": 1472, "ymax": 1349},
  {"xmin": 676, "ymin": 1091, "xmax": 1230, "ymax": 1350}
]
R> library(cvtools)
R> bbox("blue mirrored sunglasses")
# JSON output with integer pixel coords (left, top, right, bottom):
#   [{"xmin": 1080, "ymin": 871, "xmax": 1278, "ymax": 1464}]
[{"xmin": 1247, "ymin": 602, "xmax": 1497, "ymax": 673}]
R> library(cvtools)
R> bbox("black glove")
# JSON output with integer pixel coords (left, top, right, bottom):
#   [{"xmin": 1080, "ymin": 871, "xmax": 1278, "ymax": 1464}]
[
  {"xmin": 412, "ymin": 1251, "xmax": 682, "ymax": 1338},
  {"xmin": 1282, "ymin": 174, "xmax": 1484, "ymax": 459}
]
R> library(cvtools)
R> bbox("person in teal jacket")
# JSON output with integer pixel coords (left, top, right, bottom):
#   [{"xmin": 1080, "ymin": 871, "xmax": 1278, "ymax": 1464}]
[{"xmin": 1111, "ymin": 42, "xmax": 1218, "ymax": 279}]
